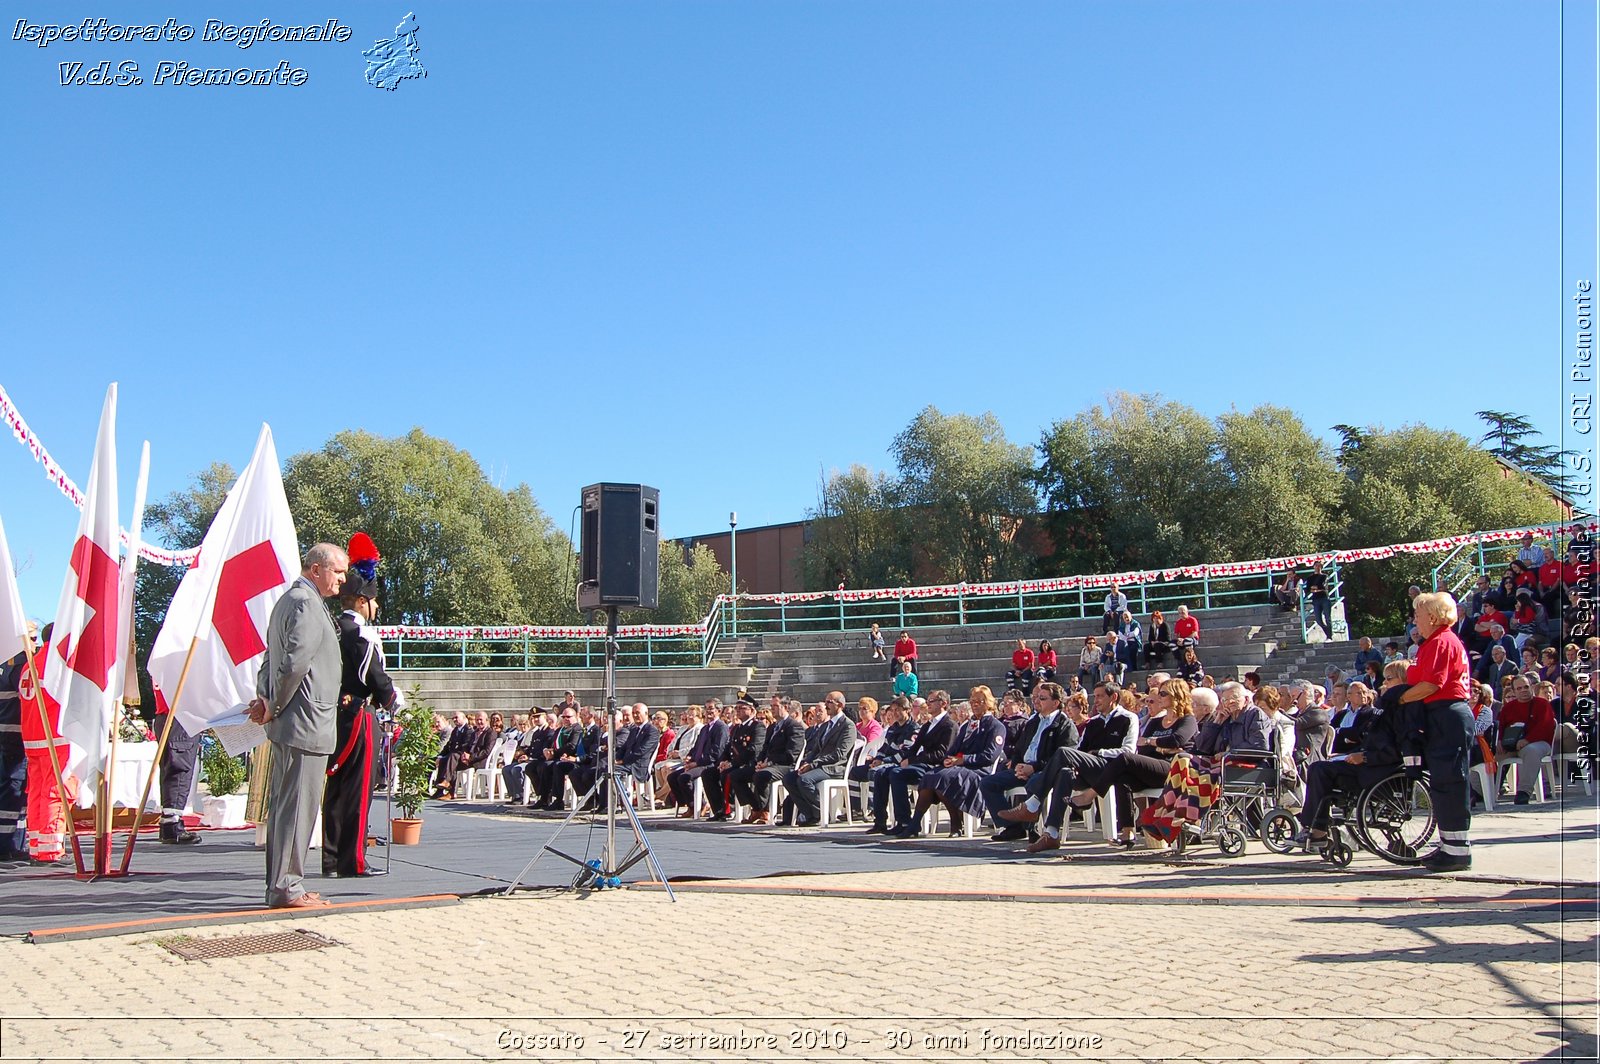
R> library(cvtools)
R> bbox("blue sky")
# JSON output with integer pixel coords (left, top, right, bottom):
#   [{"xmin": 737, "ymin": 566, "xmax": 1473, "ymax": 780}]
[{"xmin": 1, "ymin": 1, "xmax": 1591, "ymax": 617}]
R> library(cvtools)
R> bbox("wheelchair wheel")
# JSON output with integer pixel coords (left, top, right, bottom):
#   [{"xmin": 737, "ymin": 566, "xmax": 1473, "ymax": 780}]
[
  {"xmin": 1260, "ymin": 809, "xmax": 1300, "ymax": 854},
  {"xmin": 1327, "ymin": 840, "xmax": 1354, "ymax": 868},
  {"xmin": 1216, "ymin": 826, "xmax": 1247, "ymax": 857},
  {"xmin": 1354, "ymin": 771, "xmax": 1438, "ymax": 865}
]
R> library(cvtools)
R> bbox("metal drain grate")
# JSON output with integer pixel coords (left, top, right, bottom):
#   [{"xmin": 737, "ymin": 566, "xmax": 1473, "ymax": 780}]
[{"xmin": 161, "ymin": 930, "xmax": 340, "ymax": 961}]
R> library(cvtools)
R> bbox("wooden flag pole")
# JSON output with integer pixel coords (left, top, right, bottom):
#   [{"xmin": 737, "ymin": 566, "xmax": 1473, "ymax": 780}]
[
  {"xmin": 98, "ymin": 694, "xmax": 123, "ymax": 877},
  {"xmin": 20, "ymin": 644, "xmax": 85, "ymax": 876},
  {"xmin": 117, "ymin": 636, "xmax": 199, "ymax": 875},
  {"xmin": 104, "ymin": 438, "xmax": 149, "ymax": 877}
]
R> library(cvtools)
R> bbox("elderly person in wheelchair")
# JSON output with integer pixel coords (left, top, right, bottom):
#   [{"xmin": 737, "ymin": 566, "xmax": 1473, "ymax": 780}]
[{"xmin": 1296, "ymin": 661, "xmax": 1409, "ymax": 850}]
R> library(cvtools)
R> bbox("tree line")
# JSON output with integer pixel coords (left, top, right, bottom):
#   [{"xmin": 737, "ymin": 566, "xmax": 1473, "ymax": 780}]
[
  {"xmin": 132, "ymin": 429, "xmax": 727, "ymax": 704},
  {"xmin": 800, "ymin": 398, "xmax": 1568, "ymax": 634}
]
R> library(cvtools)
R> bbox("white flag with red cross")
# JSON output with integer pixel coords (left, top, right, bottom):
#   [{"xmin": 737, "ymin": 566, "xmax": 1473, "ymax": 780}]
[
  {"xmin": 0, "ymin": 515, "xmax": 32, "ymax": 669},
  {"xmin": 44, "ymin": 384, "xmax": 122, "ymax": 788},
  {"xmin": 147, "ymin": 424, "xmax": 299, "ymax": 745}
]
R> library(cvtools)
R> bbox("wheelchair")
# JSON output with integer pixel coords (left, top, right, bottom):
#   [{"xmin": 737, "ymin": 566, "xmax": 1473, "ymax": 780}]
[
  {"xmin": 1172, "ymin": 749, "xmax": 1301, "ymax": 859},
  {"xmin": 1308, "ymin": 768, "xmax": 1439, "ymax": 868}
]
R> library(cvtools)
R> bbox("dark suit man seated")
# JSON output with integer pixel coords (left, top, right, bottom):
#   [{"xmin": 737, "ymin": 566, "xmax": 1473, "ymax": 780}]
[
  {"xmin": 733, "ymin": 701, "xmax": 806, "ymax": 824},
  {"xmin": 502, "ymin": 711, "xmax": 554, "ymax": 804},
  {"xmin": 996, "ymin": 680, "xmax": 1130, "ymax": 837},
  {"xmin": 867, "ymin": 690, "xmax": 957, "ymax": 836},
  {"xmin": 704, "ymin": 700, "xmax": 767, "ymax": 822},
  {"xmin": 667, "ymin": 706, "xmax": 729, "ymax": 814},
  {"xmin": 432, "ymin": 712, "xmax": 472, "ymax": 796},
  {"xmin": 980, "ymin": 682, "xmax": 1076, "ymax": 842},
  {"xmin": 531, "ymin": 708, "xmax": 586, "ymax": 810},
  {"xmin": 780, "ymin": 692, "xmax": 857, "ymax": 827},
  {"xmin": 436, "ymin": 712, "xmax": 490, "ymax": 799},
  {"xmin": 572, "ymin": 709, "xmax": 630, "ymax": 808},
  {"xmin": 591, "ymin": 703, "xmax": 661, "ymax": 810}
]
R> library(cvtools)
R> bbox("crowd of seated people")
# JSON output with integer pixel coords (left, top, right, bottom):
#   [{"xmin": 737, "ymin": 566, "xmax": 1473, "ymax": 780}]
[{"xmin": 415, "ymin": 561, "xmax": 1594, "ymax": 874}]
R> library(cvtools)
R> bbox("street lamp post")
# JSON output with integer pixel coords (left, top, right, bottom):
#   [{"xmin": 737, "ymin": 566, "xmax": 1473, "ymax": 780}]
[{"xmin": 729, "ymin": 511, "xmax": 738, "ymax": 638}]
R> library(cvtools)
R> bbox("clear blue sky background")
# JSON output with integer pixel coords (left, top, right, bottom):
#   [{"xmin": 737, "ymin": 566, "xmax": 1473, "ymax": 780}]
[{"xmin": 1, "ymin": 1, "xmax": 1589, "ymax": 618}]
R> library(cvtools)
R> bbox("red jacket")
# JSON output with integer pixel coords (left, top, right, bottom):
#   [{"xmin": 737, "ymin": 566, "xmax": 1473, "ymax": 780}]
[
  {"xmin": 1174, "ymin": 616, "xmax": 1200, "ymax": 640},
  {"xmin": 1037, "ymin": 648, "xmax": 1058, "ymax": 670},
  {"xmin": 1500, "ymin": 697, "xmax": 1556, "ymax": 746},
  {"xmin": 1011, "ymin": 649, "xmax": 1035, "ymax": 671},
  {"xmin": 894, "ymin": 637, "xmax": 917, "ymax": 659}
]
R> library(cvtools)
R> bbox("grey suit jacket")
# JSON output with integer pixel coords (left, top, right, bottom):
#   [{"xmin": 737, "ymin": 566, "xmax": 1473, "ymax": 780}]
[{"xmin": 255, "ymin": 576, "xmax": 340, "ymax": 755}]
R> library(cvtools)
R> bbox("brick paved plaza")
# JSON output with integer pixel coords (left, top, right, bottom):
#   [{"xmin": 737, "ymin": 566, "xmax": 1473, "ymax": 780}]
[{"xmin": 1, "ymin": 798, "xmax": 1596, "ymax": 1063}]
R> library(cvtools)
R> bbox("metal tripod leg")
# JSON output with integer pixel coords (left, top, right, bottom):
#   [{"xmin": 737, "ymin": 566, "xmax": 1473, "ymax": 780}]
[
  {"xmin": 604, "ymin": 771, "xmax": 676, "ymax": 901},
  {"xmin": 501, "ymin": 775, "xmax": 606, "ymax": 894}
]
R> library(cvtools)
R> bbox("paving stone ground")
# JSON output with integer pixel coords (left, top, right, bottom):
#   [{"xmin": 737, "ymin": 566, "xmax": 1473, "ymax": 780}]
[{"xmin": 1, "ymin": 795, "xmax": 1595, "ymax": 1062}]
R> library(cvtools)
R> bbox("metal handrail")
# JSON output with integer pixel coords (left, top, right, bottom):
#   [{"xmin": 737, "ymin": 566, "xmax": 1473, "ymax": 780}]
[
  {"xmin": 714, "ymin": 570, "xmax": 1294, "ymax": 641},
  {"xmin": 1430, "ymin": 520, "xmax": 1590, "ymax": 593}
]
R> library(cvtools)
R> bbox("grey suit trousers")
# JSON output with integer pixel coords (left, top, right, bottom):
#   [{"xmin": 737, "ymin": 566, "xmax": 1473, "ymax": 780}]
[{"xmin": 266, "ymin": 743, "xmax": 328, "ymax": 905}]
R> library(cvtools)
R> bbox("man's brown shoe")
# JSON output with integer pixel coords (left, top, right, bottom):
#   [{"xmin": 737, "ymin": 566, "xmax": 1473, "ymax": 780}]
[
  {"xmin": 997, "ymin": 804, "xmax": 1039, "ymax": 824},
  {"xmin": 269, "ymin": 894, "xmax": 331, "ymax": 909},
  {"xmin": 1025, "ymin": 833, "xmax": 1061, "ymax": 853},
  {"xmin": 749, "ymin": 810, "xmax": 771, "ymax": 825}
]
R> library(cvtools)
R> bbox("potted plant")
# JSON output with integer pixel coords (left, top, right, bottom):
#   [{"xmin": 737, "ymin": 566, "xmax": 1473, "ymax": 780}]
[
  {"xmin": 391, "ymin": 687, "xmax": 444, "ymax": 844},
  {"xmin": 199, "ymin": 734, "xmax": 248, "ymax": 828}
]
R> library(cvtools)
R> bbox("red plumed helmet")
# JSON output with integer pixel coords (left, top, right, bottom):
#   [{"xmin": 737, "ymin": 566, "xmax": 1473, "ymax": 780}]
[{"xmin": 347, "ymin": 532, "xmax": 381, "ymax": 565}]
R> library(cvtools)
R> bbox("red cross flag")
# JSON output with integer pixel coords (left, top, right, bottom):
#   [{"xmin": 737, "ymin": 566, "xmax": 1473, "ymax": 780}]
[
  {"xmin": 44, "ymin": 385, "xmax": 121, "ymax": 788},
  {"xmin": 147, "ymin": 425, "xmax": 299, "ymax": 741},
  {"xmin": 0, "ymin": 515, "xmax": 32, "ymax": 668}
]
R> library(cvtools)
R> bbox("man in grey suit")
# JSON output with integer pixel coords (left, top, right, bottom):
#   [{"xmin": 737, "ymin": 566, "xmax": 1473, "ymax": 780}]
[{"xmin": 247, "ymin": 543, "xmax": 348, "ymax": 909}]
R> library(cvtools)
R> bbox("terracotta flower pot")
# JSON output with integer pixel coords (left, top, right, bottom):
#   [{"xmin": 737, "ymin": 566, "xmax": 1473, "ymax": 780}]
[{"xmin": 391, "ymin": 818, "xmax": 423, "ymax": 845}]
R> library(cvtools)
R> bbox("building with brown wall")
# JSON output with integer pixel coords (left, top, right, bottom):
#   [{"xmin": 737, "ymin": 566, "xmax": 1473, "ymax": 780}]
[{"xmin": 682, "ymin": 520, "xmax": 809, "ymax": 596}]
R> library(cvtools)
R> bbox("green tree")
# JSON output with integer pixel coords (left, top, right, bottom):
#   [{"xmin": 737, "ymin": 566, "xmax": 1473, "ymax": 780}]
[
  {"xmin": 283, "ymin": 429, "xmax": 573, "ymax": 627},
  {"xmin": 891, "ymin": 406, "xmax": 1038, "ymax": 582},
  {"xmin": 1335, "ymin": 424, "xmax": 1564, "ymax": 633},
  {"xmin": 801, "ymin": 464, "xmax": 913, "ymax": 590},
  {"xmin": 132, "ymin": 463, "xmax": 235, "ymax": 715},
  {"xmin": 1475, "ymin": 409, "xmax": 1575, "ymax": 494},
  {"xmin": 1036, "ymin": 393, "xmax": 1229, "ymax": 572},
  {"xmin": 1214, "ymin": 405, "xmax": 1342, "ymax": 562}
]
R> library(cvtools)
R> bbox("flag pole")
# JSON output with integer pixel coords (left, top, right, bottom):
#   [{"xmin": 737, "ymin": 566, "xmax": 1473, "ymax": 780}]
[
  {"xmin": 103, "ymin": 440, "xmax": 149, "ymax": 876},
  {"xmin": 20, "ymin": 643, "xmax": 85, "ymax": 876},
  {"xmin": 117, "ymin": 637, "xmax": 199, "ymax": 874}
]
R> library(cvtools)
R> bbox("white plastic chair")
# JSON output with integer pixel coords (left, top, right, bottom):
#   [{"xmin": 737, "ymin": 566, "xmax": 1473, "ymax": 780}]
[
  {"xmin": 1470, "ymin": 762, "xmax": 1498, "ymax": 812},
  {"xmin": 1550, "ymin": 753, "xmax": 1593, "ymax": 798},
  {"xmin": 481, "ymin": 736, "xmax": 518, "ymax": 802},
  {"xmin": 818, "ymin": 740, "xmax": 867, "ymax": 826}
]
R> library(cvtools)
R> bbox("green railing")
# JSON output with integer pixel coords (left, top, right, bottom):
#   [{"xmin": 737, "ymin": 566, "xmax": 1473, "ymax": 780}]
[
  {"xmin": 1430, "ymin": 521, "xmax": 1584, "ymax": 596},
  {"xmin": 389, "ymin": 633, "xmax": 703, "ymax": 671},
  {"xmin": 1296, "ymin": 563, "xmax": 1344, "ymax": 641},
  {"xmin": 709, "ymin": 569, "xmax": 1300, "ymax": 640}
]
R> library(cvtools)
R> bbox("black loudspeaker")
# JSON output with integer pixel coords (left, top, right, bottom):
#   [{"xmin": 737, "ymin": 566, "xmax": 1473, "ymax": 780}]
[{"xmin": 577, "ymin": 483, "xmax": 659, "ymax": 611}]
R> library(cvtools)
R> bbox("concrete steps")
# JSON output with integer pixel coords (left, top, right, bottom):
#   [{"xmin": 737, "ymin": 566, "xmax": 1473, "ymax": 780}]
[{"xmin": 391, "ymin": 665, "xmax": 752, "ymax": 716}]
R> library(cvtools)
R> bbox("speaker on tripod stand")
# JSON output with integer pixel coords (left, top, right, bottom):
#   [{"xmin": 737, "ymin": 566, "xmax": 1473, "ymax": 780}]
[
  {"xmin": 577, "ymin": 483, "xmax": 659, "ymax": 611},
  {"xmin": 505, "ymin": 483, "xmax": 675, "ymax": 899}
]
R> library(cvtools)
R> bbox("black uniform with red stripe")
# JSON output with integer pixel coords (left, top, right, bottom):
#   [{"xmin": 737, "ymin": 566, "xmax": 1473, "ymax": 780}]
[{"xmin": 322, "ymin": 611, "xmax": 396, "ymax": 876}]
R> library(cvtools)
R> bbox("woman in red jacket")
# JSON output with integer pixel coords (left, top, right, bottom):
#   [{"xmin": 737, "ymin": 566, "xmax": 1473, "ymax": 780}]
[
  {"xmin": 890, "ymin": 632, "xmax": 918, "ymax": 681},
  {"xmin": 1400, "ymin": 592, "xmax": 1475, "ymax": 871},
  {"xmin": 1497, "ymin": 676, "xmax": 1558, "ymax": 805},
  {"xmin": 1035, "ymin": 640, "xmax": 1058, "ymax": 684}
]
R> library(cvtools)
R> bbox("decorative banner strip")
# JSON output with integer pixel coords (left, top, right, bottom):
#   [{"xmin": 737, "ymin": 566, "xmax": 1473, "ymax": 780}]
[
  {"xmin": 717, "ymin": 521, "xmax": 1598, "ymax": 606},
  {"xmin": 377, "ymin": 623, "xmax": 707, "ymax": 640},
  {"xmin": 0, "ymin": 383, "xmax": 200, "ymax": 566}
]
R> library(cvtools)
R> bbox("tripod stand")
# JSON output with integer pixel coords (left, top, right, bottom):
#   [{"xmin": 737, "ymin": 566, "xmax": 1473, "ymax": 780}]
[{"xmin": 502, "ymin": 607, "xmax": 675, "ymax": 900}]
